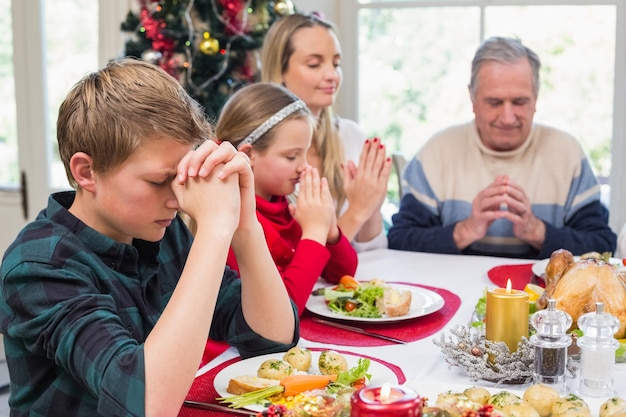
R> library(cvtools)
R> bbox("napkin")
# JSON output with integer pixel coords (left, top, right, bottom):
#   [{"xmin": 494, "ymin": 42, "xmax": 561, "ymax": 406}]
[
  {"xmin": 486, "ymin": 264, "xmax": 544, "ymax": 290},
  {"xmin": 178, "ymin": 348, "xmax": 406, "ymax": 417},
  {"xmin": 300, "ymin": 283, "xmax": 460, "ymax": 347}
]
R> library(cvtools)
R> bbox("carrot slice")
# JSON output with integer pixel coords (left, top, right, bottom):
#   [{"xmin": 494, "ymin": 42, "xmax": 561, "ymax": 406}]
[{"xmin": 279, "ymin": 374, "xmax": 338, "ymax": 397}]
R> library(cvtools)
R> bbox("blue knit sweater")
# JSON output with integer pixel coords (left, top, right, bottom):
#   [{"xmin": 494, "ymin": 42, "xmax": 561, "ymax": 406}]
[{"xmin": 388, "ymin": 122, "xmax": 616, "ymax": 258}]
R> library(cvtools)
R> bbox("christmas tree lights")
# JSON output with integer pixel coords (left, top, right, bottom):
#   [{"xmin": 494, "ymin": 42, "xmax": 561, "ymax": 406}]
[{"xmin": 121, "ymin": 0, "xmax": 295, "ymax": 120}]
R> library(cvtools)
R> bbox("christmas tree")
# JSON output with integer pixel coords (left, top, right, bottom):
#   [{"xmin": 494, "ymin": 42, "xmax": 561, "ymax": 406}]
[{"xmin": 120, "ymin": 0, "xmax": 296, "ymax": 121}]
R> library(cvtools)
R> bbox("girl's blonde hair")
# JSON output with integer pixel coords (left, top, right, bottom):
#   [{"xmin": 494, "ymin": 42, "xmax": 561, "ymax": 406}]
[
  {"xmin": 260, "ymin": 13, "xmax": 346, "ymax": 212},
  {"xmin": 216, "ymin": 83, "xmax": 312, "ymax": 152},
  {"xmin": 184, "ymin": 83, "xmax": 312, "ymax": 236}
]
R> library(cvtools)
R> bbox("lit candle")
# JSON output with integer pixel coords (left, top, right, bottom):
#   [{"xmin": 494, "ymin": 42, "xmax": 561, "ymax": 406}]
[
  {"xmin": 485, "ymin": 279, "xmax": 529, "ymax": 353},
  {"xmin": 350, "ymin": 383, "xmax": 424, "ymax": 417}
]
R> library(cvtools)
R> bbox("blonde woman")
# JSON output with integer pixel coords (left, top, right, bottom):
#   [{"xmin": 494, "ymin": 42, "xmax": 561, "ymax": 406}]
[{"xmin": 261, "ymin": 12, "xmax": 392, "ymax": 252}]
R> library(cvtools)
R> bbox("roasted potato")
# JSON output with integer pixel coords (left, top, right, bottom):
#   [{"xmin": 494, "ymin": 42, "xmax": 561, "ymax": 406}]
[
  {"xmin": 257, "ymin": 359, "xmax": 293, "ymax": 380},
  {"xmin": 504, "ymin": 400, "xmax": 541, "ymax": 417},
  {"xmin": 282, "ymin": 346, "xmax": 312, "ymax": 372},
  {"xmin": 436, "ymin": 392, "xmax": 477, "ymax": 415},
  {"xmin": 551, "ymin": 394, "xmax": 591, "ymax": 417},
  {"xmin": 318, "ymin": 350, "xmax": 348, "ymax": 375},
  {"xmin": 523, "ymin": 384, "xmax": 561, "ymax": 417},
  {"xmin": 464, "ymin": 387, "xmax": 491, "ymax": 405},
  {"xmin": 489, "ymin": 391, "xmax": 523, "ymax": 410},
  {"xmin": 600, "ymin": 397, "xmax": 626, "ymax": 417}
]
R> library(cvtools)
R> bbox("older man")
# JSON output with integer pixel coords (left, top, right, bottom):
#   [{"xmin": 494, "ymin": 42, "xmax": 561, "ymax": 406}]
[{"xmin": 388, "ymin": 36, "xmax": 616, "ymax": 258}]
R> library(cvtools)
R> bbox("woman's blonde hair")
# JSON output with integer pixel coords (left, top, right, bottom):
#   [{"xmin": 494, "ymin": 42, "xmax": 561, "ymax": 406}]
[
  {"xmin": 260, "ymin": 13, "xmax": 346, "ymax": 212},
  {"xmin": 57, "ymin": 58, "xmax": 212, "ymax": 189},
  {"xmin": 216, "ymin": 83, "xmax": 312, "ymax": 152}
]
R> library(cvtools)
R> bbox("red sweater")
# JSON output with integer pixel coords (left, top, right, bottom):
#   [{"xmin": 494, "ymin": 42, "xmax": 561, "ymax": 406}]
[{"xmin": 227, "ymin": 195, "xmax": 358, "ymax": 315}]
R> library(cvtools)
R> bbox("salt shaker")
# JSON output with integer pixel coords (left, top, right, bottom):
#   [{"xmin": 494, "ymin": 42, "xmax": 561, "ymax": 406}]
[
  {"xmin": 530, "ymin": 298, "xmax": 572, "ymax": 393},
  {"xmin": 577, "ymin": 301, "xmax": 620, "ymax": 397}
]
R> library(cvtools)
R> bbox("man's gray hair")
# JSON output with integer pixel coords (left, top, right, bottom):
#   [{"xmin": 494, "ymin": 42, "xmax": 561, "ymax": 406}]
[{"xmin": 469, "ymin": 36, "xmax": 541, "ymax": 97}]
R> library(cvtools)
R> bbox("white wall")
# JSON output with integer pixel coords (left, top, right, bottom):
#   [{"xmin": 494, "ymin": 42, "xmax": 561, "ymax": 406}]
[{"xmin": 293, "ymin": 0, "xmax": 338, "ymax": 21}]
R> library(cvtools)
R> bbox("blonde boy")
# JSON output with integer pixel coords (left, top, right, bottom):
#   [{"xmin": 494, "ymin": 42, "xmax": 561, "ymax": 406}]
[{"xmin": 0, "ymin": 58, "xmax": 298, "ymax": 416}]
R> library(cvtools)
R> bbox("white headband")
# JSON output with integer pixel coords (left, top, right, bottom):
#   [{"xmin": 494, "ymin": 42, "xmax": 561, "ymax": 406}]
[{"xmin": 237, "ymin": 100, "xmax": 307, "ymax": 148}]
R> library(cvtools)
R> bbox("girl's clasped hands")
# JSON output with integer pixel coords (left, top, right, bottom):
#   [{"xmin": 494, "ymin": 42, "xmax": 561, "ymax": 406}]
[{"xmin": 290, "ymin": 166, "xmax": 340, "ymax": 246}]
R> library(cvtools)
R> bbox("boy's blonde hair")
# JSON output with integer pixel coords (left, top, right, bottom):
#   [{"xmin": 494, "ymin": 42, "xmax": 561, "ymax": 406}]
[
  {"xmin": 57, "ymin": 58, "xmax": 213, "ymax": 189},
  {"xmin": 216, "ymin": 83, "xmax": 313, "ymax": 151},
  {"xmin": 260, "ymin": 13, "xmax": 346, "ymax": 212}
]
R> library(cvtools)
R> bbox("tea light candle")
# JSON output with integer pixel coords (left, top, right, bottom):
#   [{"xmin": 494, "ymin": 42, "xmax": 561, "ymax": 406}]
[
  {"xmin": 485, "ymin": 279, "xmax": 529, "ymax": 353},
  {"xmin": 350, "ymin": 383, "xmax": 424, "ymax": 417}
]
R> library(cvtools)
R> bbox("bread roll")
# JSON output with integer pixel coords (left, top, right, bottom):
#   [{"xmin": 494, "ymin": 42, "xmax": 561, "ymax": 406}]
[
  {"xmin": 226, "ymin": 375, "xmax": 280, "ymax": 395},
  {"xmin": 384, "ymin": 288, "xmax": 412, "ymax": 317}
]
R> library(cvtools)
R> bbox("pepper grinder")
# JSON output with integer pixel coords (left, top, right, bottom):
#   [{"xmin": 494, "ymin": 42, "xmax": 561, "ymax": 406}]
[
  {"xmin": 577, "ymin": 301, "xmax": 620, "ymax": 397},
  {"xmin": 530, "ymin": 298, "xmax": 572, "ymax": 393}
]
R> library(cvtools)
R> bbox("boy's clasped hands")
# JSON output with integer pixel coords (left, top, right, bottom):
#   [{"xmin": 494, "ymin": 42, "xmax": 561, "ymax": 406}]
[{"xmin": 173, "ymin": 140, "xmax": 255, "ymax": 236}]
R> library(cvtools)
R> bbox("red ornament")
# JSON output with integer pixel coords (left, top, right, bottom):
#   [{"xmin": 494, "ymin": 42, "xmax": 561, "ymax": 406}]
[
  {"xmin": 139, "ymin": 5, "xmax": 175, "ymax": 56},
  {"xmin": 218, "ymin": 0, "xmax": 246, "ymax": 34}
]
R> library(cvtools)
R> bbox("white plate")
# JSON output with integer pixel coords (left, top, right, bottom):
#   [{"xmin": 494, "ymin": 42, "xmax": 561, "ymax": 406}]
[
  {"xmin": 305, "ymin": 283, "xmax": 445, "ymax": 323},
  {"xmin": 214, "ymin": 350, "xmax": 400, "ymax": 412},
  {"xmin": 404, "ymin": 380, "xmax": 607, "ymax": 416},
  {"xmin": 532, "ymin": 256, "xmax": 624, "ymax": 277}
]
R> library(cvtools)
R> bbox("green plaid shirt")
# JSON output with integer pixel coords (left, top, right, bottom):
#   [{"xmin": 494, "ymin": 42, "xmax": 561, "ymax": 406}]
[{"xmin": 0, "ymin": 192, "xmax": 298, "ymax": 417}]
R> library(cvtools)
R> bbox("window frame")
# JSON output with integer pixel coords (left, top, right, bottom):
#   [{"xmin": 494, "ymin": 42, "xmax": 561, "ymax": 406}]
[{"xmin": 4, "ymin": 0, "xmax": 129, "ymax": 213}]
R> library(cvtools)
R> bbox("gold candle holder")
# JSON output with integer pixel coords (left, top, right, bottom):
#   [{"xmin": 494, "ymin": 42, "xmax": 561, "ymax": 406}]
[{"xmin": 486, "ymin": 279, "xmax": 529, "ymax": 353}]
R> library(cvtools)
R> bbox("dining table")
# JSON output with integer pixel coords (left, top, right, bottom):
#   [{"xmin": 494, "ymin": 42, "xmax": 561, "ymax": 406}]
[{"xmin": 179, "ymin": 248, "xmax": 626, "ymax": 416}]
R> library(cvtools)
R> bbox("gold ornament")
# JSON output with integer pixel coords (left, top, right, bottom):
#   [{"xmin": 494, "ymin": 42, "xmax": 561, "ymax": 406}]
[
  {"xmin": 274, "ymin": 0, "xmax": 294, "ymax": 16},
  {"xmin": 198, "ymin": 32, "xmax": 219, "ymax": 55}
]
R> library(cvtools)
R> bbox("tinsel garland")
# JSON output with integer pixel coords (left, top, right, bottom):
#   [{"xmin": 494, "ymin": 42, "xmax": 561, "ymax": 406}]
[{"xmin": 433, "ymin": 324, "xmax": 578, "ymax": 384}]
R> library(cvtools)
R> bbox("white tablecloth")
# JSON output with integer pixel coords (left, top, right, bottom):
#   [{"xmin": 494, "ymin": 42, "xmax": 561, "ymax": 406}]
[{"xmin": 201, "ymin": 249, "xmax": 626, "ymax": 407}]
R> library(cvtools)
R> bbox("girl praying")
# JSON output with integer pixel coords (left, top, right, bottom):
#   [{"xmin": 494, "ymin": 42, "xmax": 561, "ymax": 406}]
[{"xmin": 216, "ymin": 82, "xmax": 358, "ymax": 315}]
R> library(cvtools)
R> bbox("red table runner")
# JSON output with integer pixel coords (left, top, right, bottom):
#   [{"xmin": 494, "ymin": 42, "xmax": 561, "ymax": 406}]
[
  {"xmin": 300, "ymin": 283, "xmax": 460, "ymax": 346},
  {"xmin": 178, "ymin": 348, "xmax": 406, "ymax": 417}
]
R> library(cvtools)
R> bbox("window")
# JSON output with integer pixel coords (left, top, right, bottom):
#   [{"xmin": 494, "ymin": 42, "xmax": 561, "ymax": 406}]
[
  {"xmin": 338, "ymin": 1, "xmax": 622, "ymax": 223},
  {"xmin": 0, "ymin": 0, "xmax": 18, "ymax": 188},
  {"xmin": 44, "ymin": 0, "xmax": 99, "ymax": 188},
  {"xmin": 0, "ymin": 1, "xmax": 124, "ymax": 254}
]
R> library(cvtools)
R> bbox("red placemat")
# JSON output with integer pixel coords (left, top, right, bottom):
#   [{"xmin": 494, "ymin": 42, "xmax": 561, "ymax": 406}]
[
  {"xmin": 178, "ymin": 348, "xmax": 406, "ymax": 417},
  {"xmin": 200, "ymin": 339, "xmax": 230, "ymax": 369},
  {"xmin": 487, "ymin": 264, "xmax": 544, "ymax": 290},
  {"xmin": 300, "ymin": 283, "xmax": 460, "ymax": 346}
]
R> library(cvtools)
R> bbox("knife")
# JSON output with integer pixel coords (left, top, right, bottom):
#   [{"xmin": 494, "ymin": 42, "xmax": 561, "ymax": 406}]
[
  {"xmin": 183, "ymin": 400, "xmax": 258, "ymax": 416},
  {"xmin": 311, "ymin": 317, "xmax": 407, "ymax": 344}
]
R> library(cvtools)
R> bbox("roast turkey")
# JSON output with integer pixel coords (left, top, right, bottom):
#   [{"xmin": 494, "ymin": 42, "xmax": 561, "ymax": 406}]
[{"xmin": 537, "ymin": 249, "xmax": 626, "ymax": 338}]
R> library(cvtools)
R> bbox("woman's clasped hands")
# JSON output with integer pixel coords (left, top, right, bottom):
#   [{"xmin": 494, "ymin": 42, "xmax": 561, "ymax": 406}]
[{"xmin": 341, "ymin": 137, "xmax": 392, "ymax": 242}]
